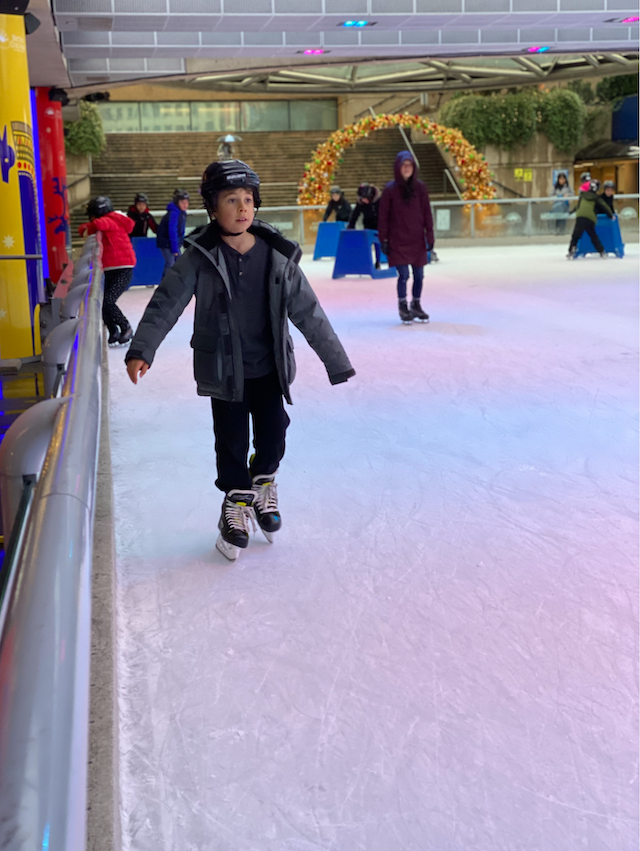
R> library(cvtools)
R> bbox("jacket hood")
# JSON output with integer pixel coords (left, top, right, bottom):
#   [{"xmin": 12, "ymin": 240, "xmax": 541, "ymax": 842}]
[
  {"xmin": 106, "ymin": 210, "xmax": 134, "ymax": 230},
  {"xmin": 166, "ymin": 201, "xmax": 182, "ymax": 213},
  {"xmin": 394, "ymin": 150, "xmax": 419, "ymax": 183},
  {"xmin": 186, "ymin": 218, "xmax": 302, "ymax": 264}
]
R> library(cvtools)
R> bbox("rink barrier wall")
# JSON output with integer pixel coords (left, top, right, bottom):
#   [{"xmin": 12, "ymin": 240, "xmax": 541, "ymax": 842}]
[
  {"xmin": 0, "ymin": 234, "xmax": 104, "ymax": 851},
  {"xmin": 141, "ymin": 194, "xmax": 639, "ymax": 253}
]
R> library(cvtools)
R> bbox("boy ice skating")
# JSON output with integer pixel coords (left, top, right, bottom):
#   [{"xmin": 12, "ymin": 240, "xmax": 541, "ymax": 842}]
[
  {"xmin": 567, "ymin": 179, "xmax": 615, "ymax": 259},
  {"xmin": 127, "ymin": 192, "xmax": 158, "ymax": 238},
  {"xmin": 156, "ymin": 189, "xmax": 190, "ymax": 275},
  {"xmin": 78, "ymin": 195, "xmax": 136, "ymax": 346},
  {"xmin": 125, "ymin": 160, "xmax": 355, "ymax": 561},
  {"xmin": 600, "ymin": 180, "xmax": 616, "ymax": 214},
  {"xmin": 323, "ymin": 186, "xmax": 351, "ymax": 223}
]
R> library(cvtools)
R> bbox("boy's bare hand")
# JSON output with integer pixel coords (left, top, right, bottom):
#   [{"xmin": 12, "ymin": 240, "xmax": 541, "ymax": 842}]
[{"xmin": 126, "ymin": 359, "xmax": 150, "ymax": 384}]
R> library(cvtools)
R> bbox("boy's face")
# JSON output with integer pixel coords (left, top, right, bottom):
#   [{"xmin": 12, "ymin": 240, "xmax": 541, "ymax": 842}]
[
  {"xmin": 135, "ymin": 201, "xmax": 147, "ymax": 213},
  {"xmin": 604, "ymin": 187, "xmax": 614, "ymax": 196},
  {"xmin": 178, "ymin": 198, "xmax": 189, "ymax": 211},
  {"xmin": 214, "ymin": 187, "xmax": 255, "ymax": 233},
  {"xmin": 331, "ymin": 192, "xmax": 341, "ymax": 202}
]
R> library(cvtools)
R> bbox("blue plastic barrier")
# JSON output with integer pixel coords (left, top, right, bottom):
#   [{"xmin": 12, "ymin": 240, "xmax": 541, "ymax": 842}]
[
  {"xmin": 332, "ymin": 229, "xmax": 397, "ymax": 279},
  {"xmin": 129, "ymin": 237, "xmax": 166, "ymax": 286},
  {"xmin": 575, "ymin": 214, "xmax": 625, "ymax": 258},
  {"xmin": 313, "ymin": 221, "xmax": 347, "ymax": 260}
]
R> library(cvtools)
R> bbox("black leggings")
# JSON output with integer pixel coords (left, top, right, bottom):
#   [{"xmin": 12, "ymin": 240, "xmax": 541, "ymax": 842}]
[
  {"xmin": 211, "ymin": 371, "xmax": 290, "ymax": 493},
  {"xmin": 569, "ymin": 218, "xmax": 604, "ymax": 253},
  {"xmin": 103, "ymin": 268, "xmax": 133, "ymax": 332}
]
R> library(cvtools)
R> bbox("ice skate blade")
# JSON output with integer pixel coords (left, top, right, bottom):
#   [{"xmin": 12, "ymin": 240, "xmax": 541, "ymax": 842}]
[
  {"xmin": 216, "ymin": 534, "xmax": 242, "ymax": 561},
  {"xmin": 260, "ymin": 528, "xmax": 274, "ymax": 544}
]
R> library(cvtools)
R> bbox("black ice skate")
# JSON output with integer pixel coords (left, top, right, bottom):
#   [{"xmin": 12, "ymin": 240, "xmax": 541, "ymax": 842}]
[
  {"xmin": 566, "ymin": 246, "xmax": 576, "ymax": 260},
  {"xmin": 252, "ymin": 474, "xmax": 281, "ymax": 543},
  {"xmin": 398, "ymin": 300, "xmax": 413, "ymax": 324},
  {"xmin": 410, "ymin": 300, "xmax": 429, "ymax": 322},
  {"xmin": 118, "ymin": 322, "xmax": 133, "ymax": 346},
  {"xmin": 216, "ymin": 489, "xmax": 255, "ymax": 561},
  {"xmin": 107, "ymin": 326, "xmax": 121, "ymax": 346}
]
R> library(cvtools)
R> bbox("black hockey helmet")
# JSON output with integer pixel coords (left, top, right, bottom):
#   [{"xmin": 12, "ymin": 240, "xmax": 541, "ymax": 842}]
[
  {"xmin": 134, "ymin": 192, "xmax": 149, "ymax": 204},
  {"xmin": 330, "ymin": 185, "xmax": 342, "ymax": 195},
  {"xmin": 579, "ymin": 171, "xmax": 591, "ymax": 183},
  {"xmin": 603, "ymin": 180, "xmax": 615, "ymax": 189},
  {"xmin": 200, "ymin": 160, "xmax": 261, "ymax": 211},
  {"xmin": 357, "ymin": 183, "xmax": 376, "ymax": 202},
  {"xmin": 86, "ymin": 195, "xmax": 113, "ymax": 218},
  {"xmin": 173, "ymin": 188, "xmax": 190, "ymax": 204}
]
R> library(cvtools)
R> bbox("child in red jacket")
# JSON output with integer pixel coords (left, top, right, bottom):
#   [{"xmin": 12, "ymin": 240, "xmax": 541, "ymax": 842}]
[{"xmin": 79, "ymin": 196, "xmax": 136, "ymax": 346}]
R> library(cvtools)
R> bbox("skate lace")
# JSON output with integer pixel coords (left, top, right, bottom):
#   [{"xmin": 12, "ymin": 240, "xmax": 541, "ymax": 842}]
[
  {"xmin": 255, "ymin": 480, "xmax": 278, "ymax": 513},
  {"xmin": 225, "ymin": 499, "xmax": 257, "ymax": 533}
]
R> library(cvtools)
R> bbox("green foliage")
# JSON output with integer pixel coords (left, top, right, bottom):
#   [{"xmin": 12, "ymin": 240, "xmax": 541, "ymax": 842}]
[
  {"xmin": 567, "ymin": 79, "xmax": 596, "ymax": 104},
  {"xmin": 440, "ymin": 90, "xmax": 538, "ymax": 150},
  {"xmin": 440, "ymin": 86, "xmax": 588, "ymax": 153},
  {"xmin": 596, "ymin": 73, "xmax": 638, "ymax": 104},
  {"xmin": 64, "ymin": 101, "xmax": 106, "ymax": 156},
  {"xmin": 538, "ymin": 88, "xmax": 585, "ymax": 153},
  {"xmin": 584, "ymin": 104, "xmax": 612, "ymax": 143}
]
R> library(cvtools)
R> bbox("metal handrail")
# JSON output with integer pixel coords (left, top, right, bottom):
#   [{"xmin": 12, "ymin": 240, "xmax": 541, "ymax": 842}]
[{"xmin": 0, "ymin": 238, "xmax": 104, "ymax": 851}]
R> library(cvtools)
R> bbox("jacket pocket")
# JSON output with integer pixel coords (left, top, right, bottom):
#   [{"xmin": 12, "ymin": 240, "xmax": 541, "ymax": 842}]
[
  {"xmin": 191, "ymin": 332, "xmax": 225, "ymax": 390},
  {"xmin": 285, "ymin": 335, "xmax": 296, "ymax": 385}
]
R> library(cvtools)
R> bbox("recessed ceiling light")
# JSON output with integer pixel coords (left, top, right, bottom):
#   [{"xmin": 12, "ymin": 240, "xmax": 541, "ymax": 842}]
[
  {"xmin": 298, "ymin": 48, "xmax": 329, "ymax": 54},
  {"xmin": 526, "ymin": 45, "xmax": 550, "ymax": 53},
  {"xmin": 341, "ymin": 20, "xmax": 375, "ymax": 27}
]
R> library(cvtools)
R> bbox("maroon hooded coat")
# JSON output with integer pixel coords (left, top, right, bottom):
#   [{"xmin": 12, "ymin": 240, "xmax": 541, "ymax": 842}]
[{"xmin": 378, "ymin": 151, "xmax": 434, "ymax": 268}]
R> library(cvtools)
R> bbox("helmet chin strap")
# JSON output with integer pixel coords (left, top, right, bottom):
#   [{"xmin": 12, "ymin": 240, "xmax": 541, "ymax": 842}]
[{"xmin": 212, "ymin": 218, "xmax": 243, "ymax": 238}]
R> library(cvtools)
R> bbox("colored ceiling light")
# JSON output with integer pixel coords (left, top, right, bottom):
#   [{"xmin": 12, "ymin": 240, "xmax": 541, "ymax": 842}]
[
  {"xmin": 303, "ymin": 48, "xmax": 325, "ymax": 54},
  {"xmin": 341, "ymin": 20, "xmax": 373, "ymax": 26},
  {"xmin": 527, "ymin": 45, "xmax": 550, "ymax": 52},
  {"xmin": 622, "ymin": 15, "xmax": 639, "ymax": 22}
]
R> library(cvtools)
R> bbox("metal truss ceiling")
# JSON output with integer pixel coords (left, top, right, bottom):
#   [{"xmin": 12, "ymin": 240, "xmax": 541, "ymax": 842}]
[{"xmin": 51, "ymin": 0, "xmax": 640, "ymax": 88}]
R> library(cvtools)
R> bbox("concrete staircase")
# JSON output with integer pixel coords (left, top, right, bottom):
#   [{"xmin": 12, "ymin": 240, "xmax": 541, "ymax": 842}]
[{"xmin": 70, "ymin": 128, "xmax": 457, "ymax": 236}]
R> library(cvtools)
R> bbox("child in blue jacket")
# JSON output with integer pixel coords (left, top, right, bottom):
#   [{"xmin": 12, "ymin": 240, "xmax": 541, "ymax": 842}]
[{"xmin": 156, "ymin": 189, "xmax": 189, "ymax": 274}]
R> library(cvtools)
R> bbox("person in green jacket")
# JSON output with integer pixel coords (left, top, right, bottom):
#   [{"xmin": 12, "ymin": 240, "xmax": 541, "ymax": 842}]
[{"xmin": 567, "ymin": 179, "xmax": 615, "ymax": 259}]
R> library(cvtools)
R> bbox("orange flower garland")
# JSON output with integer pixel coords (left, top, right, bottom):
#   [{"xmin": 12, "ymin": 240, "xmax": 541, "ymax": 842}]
[{"xmin": 297, "ymin": 112, "xmax": 496, "ymax": 205}]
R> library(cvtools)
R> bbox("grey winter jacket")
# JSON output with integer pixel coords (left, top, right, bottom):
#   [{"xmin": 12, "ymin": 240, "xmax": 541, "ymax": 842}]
[{"xmin": 125, "ymin": 219, "xmax": 355, "ymax": 403}]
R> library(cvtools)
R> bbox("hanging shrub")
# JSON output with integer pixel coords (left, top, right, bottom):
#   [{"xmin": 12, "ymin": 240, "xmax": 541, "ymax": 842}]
[
  {"xmin": 441, "ymin": 86, "xmax": 589, "ymax": 154},
  {"xmin": 537, "ymin": 88, "xmax": 586, "ymax": 153},
  {"xmin": 441, "ymin": 90, "xmax": 538, "ymax": 150},
  {"xmin": 64, "ymin": 101, "xmax": 106, "ymax": 156}
]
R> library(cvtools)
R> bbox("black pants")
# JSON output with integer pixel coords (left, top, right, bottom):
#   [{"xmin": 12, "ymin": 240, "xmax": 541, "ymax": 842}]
[
  {"xmin": 211, "ymin": 371, "xmax": 290, "ymax": 493},
  {"xmin": 569, "ymin": 218, "xmax": 604, "ymax": 253},
  {"xmin": 103, "ymin": 268, "xmax": 133, "ymax": 333}
]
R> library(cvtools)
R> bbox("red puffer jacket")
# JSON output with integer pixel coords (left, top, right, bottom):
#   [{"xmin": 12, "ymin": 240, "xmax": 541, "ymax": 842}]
[{"xmin": 79, "ymin": 211, "xmax": 136, "ymax": 269}]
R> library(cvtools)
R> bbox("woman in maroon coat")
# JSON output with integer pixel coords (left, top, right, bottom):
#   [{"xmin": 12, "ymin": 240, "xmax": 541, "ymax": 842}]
[{"xmin": 378, "ymin": 151, "xmax": 434, "ymax": 323}]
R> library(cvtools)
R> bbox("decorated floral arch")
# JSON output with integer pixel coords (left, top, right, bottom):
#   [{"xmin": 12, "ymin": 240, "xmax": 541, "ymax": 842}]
[{"xmin": 297, "ymin": 112, "xmax": 496, "ymax": 206}]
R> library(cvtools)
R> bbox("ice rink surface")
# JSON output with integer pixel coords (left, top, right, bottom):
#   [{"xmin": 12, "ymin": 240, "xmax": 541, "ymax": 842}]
[{"xmin": 109, "ymin": 244, "xmax": 639, "ymax": 851}]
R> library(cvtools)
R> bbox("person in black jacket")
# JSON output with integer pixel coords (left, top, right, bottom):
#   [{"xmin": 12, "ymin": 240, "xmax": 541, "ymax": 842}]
[
  {"xmin": 347, "ymin": 183, "xmax": 380, "ymax": 230},
  {"xmin": 323, "ymin": 185, "xmax": 351, "ymax": 222},
  {"xmin": 600, "ymin": 180, "xmax": 616, "ymax": 214},
  {"xmin": 126, "ymin": 192, "xmax": 158, "ymax": 238},
  {"xmin": 125, "ymin": 160, "xmax": 355, "ymax": 562}
]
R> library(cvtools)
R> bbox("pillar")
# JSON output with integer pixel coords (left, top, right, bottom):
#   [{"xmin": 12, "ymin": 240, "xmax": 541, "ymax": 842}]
[
  {"xmin": 0, "ymin": 13, "xmax": 37, "ymax": 359},
  {"xmin": 34, "ymin": 88, "xmax": 69, "ymax": 285}
]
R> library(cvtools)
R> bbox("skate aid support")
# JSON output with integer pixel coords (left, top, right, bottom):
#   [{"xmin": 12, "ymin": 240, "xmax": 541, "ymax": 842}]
[
  {"xmin": 332, "ymin": 228, "xmax": 396, "ymax": 279},
  {"xmin": 575, "ymin": 214, "xmax": 625, "ymax": 258},
  {"xmin": 313, "ymin": 221, "xmax": 347, "ymax": 260},
  {"xmin": 130, "ymin": 236, "xmax": 166, "ymax": 286}
]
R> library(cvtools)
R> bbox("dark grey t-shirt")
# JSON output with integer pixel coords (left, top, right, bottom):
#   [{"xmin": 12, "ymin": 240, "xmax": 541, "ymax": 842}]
[{"xmin": 220, "ymin": 236, "xmax": 276, "ymax": 380}]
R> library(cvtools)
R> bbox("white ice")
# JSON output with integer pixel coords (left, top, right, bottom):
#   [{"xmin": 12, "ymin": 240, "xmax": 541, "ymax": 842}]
[{"xmin": 109, "ymin": 244, "xmax": 639, "ymax": 851}]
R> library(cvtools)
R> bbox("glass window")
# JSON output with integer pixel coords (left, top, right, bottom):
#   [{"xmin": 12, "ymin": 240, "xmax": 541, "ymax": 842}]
[
  {"xmin": 190, "ymin": 101, "xmax": 240, "ymax": 133},
  {"xmin": 98, "ymin": 102, "xmax": 141, "ymax": 133},
  {"xmin": 140, "ymin": 102, "xmax": 192, "ymax": 133},
  {"xmin": 241, "ymin": 101, "xmax": 290, "ymax": 132},
  {"xmin": 289, "ymin": 100, "xmax": 338, "ymax": 132}
]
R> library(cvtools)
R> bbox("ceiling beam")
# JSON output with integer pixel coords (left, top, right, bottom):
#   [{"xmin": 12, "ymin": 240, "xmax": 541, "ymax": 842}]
[{"xmin": 513, "ymin": 56, "xmax": 546, "ymax": 76}]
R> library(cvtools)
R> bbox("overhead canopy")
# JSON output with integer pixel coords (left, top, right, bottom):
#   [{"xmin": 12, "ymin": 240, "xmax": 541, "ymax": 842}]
[{"xmin": 50, "ymin": 0, "xmax": 640, "ymax": 90}]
